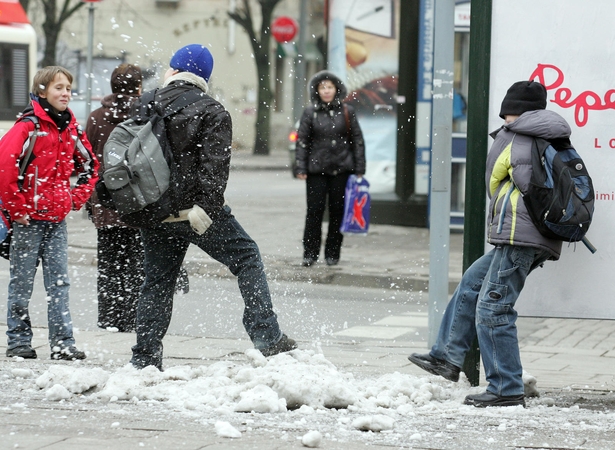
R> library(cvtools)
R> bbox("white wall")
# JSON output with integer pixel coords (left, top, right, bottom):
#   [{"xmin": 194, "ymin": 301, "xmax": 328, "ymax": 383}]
[{"xmin": 490, "ymin": 0, "xmax": 615, "ymax": 319}]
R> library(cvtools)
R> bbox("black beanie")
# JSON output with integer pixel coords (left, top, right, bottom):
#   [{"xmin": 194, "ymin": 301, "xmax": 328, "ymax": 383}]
[{"xmin": 499, "ymin": 81, "xmax": 547, "ymax": 119}]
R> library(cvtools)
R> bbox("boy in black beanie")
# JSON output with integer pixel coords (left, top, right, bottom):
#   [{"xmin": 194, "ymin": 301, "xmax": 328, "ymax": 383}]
[{"xmin": 408, "ymin": 80, "xmax": 571, "ymax": 407}]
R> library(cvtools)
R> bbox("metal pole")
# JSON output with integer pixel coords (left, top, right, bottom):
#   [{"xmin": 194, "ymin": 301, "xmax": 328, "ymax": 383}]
[
  {"xmin": 462, "ymin": 0, "xmax": 493, "ymax": 387},
  {"xmin": 85, "ymin": 2, "xmax": 95, "ymax": 119},
  {"xmin": 427, "ymin": 0, "xmax": 455, "ymax": 347},
  {"xmin": 292, "ymin": 0, "xmax": 308, "ymax": 123}
]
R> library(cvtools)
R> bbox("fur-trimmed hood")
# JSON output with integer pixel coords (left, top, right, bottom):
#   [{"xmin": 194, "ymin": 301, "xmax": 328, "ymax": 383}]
[{"xmin": 308, "ymin": 70, "xmax": 347, "ymax": 109}]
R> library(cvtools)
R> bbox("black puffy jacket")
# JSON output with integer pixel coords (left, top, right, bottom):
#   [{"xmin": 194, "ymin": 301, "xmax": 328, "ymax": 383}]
[
  {"xmin": 295, "ymin": 71, "xmax": 366, "ymax": 176},
  {"xmin": 134, "ymin": 73, "xmax": 232, "ymax": 221}
]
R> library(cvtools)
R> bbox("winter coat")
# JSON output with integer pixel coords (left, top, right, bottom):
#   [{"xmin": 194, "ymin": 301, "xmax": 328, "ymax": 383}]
[
  {"xmin": 86, "ymin": 93, "xmax": 140, "ymax": 228},
  {"xmin": 131, "ymin": 72, "xmax": 232, "ymax": 220},
  {"xmin": 295, "ymin": 71, "xmax": 366, "ymax": 176},
  {"xmin": 485, "ymin": 109, "xmax": 569, "ymax": 260},
  {"xmin": 0, "ymin": 100, "xmax": 99, "ymax": 222}
]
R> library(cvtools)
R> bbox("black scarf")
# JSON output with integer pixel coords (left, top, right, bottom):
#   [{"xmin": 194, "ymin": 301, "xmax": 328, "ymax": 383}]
[{"xmin": 38, "ymin": 97, "xmax": 71, "ymax": 132}]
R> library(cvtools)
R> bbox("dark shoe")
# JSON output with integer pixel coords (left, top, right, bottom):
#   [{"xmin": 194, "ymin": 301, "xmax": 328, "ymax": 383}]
[
  {"xmin": 302, "ymin": 258, "xmax": 315, "ymax": 267},
  {"xmin": 260, "ymin": 334, "xmax": 298, "ymax": 357},
  {"xmin": 51, "ymin": 346, "xmax": 86, "ymax": 361},
  {"xmin": 325, "ymin": 258, "xmax": 339, "ymax": 266},
  {"xmin": 464, "ymin": 391, "xmax": 525, "ymax": 408},
  {"xmin": 408, "ymin": 353, "xmax": 460, "ymax": 382},
  {"xmin": 6, "ymin": 345, "xmax": 37, "ymax": 359}
]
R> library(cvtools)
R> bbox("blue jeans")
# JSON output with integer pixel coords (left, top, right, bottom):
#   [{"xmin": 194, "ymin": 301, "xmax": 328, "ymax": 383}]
[
  {"xmin": 430, "ymin": 245, "xmax": 551, "ymax": 396},
  {"xmin": 131, "ymin": 206, "xmax": 283, "ymax": 369},
  {"xmin": 7, "ymin": 220, "xmax": 76, "ymax": 351}
]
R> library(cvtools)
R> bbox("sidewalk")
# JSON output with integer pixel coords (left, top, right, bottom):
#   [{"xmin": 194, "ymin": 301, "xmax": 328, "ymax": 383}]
[
  {"xmin": 61, "ymin": 149, "xmax": 615, "ymax": 386},
  {"xmin": 1, "ymin": 150, "xmax": 614, "ymax": 449}
]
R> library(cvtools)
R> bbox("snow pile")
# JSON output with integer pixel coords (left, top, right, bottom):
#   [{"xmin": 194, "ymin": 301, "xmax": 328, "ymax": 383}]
[{"xmin": 31, "ymin": 349, "xmax": 469, "ymax": 414}]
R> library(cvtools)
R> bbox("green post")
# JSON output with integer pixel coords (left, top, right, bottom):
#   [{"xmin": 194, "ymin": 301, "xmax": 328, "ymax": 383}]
[{"xmin": 462, "ymin": 0, "xmax": 492, "ymax": 387}]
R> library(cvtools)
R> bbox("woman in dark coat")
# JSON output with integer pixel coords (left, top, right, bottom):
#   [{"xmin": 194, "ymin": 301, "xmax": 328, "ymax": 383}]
[
  {"xmin": 294, "ymin": 71, "xmax": 366, "ymax": 266},
  {"xmin": 85, "ymin": 64, "xmax": 145, "ymax": 332}
]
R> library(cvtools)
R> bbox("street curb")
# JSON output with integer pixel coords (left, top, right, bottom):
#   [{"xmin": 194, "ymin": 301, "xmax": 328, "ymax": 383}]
[{"xmin": 68, "ymin": 248, "xmax": 460, "ymax": 294}]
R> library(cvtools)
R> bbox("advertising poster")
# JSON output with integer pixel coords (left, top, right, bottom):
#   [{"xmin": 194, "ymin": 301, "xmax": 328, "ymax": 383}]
[
  {"xmin": 328, "ymin": 0, "xmax": 399, "ymax": 194},
  {"xmin": 489, "ymin": 0, "xmax": 615, "ymax": 318}
]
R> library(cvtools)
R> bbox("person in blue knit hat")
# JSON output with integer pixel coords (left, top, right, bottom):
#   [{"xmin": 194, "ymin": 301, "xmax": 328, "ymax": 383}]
[{"xmin": 129, "ymin": 44, "xmax": 297, "ymax": 371}]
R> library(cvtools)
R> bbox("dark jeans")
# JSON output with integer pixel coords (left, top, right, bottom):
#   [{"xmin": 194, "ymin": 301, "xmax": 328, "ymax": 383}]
[
  {"xmin": 303, "ymin": 173, "xmax": 349, "ymax": 261},
  {"xmin": 97, "ymin": 227, "xmax": 144, "ymax": 332},
  {"xmin": 130, "ymin": 206, "xmax": 282, "ymax": 370}
]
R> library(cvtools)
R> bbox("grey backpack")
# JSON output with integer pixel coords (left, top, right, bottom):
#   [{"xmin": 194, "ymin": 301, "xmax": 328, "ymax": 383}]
[{"xmin": 96, "ymin": 89, "xmax": 203, "ymax": 227}]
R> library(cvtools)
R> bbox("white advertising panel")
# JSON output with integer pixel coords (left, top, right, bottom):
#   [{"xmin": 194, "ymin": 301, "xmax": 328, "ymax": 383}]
[{"xmin": 489, "ymin": 0, "xmax": 614, "ymax": 318}]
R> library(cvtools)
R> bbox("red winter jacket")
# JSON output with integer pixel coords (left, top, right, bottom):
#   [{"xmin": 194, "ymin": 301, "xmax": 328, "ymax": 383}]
[{"xmin": 0, "ymin": 101, "xmax": 99, "ymax": 222}]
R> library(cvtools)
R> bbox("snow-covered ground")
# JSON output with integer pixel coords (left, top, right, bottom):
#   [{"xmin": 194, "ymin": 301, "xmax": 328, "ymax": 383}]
[{"xmin": 3, "ymin": 348, "xmax": 615, "ymax": 449}]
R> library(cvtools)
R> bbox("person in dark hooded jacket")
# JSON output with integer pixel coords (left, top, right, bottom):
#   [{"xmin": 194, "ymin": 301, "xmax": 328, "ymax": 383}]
[
  {"xmin": 86, "ymin": 64, "xmax": 144, "ymax": 332},
  {"xmin": 295, "ymin": 71, "xmax": 366, "ymax": 266}
]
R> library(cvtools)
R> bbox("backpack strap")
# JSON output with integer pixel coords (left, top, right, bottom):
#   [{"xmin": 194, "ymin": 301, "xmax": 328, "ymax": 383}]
[
  {"xmin": 343, "ymin": 103, "xmax": 352, "ymax": 144},
  {"xmin": 17, "ymin": 116, "xmax": 40, "ymax": 188},
  {"xmin": 137, "ymin": 89, "xmax": 204, "ymax": 120},
  {"xmin": 161, "ymin": 91, "xmax": 205, "ymax": 118}
]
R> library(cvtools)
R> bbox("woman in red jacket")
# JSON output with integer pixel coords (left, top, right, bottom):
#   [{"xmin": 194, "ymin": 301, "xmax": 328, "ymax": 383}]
[{"xmin": 0, "ymin": 66, "xmax": 99, "ymax": 360}]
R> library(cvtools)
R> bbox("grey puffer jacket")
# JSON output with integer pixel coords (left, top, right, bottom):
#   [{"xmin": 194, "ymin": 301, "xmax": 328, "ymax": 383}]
[
  {"xmin": 132, "ymin": 72, "xmax": 232, "ymax": 221},
  {"xmin": 295, "ymin": 71, "xmax": 366, "ymax": 176},
  {"xmin": 485, "ymin": 109, "xmax": 571, "ymax": 260}
]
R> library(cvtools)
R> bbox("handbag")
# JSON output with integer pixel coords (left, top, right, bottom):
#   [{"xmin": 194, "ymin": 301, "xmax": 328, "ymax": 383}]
[
  {"xmin": 0, "ymin": 117, "xmax": 40, "ymax": 260},
  {"xmin": 340, "ymin": 175, "xmax": 370, "ymax": 234}
]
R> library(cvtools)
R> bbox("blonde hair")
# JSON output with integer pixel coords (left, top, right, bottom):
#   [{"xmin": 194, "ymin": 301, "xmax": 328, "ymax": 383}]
[{"xmin": 31, "ymin": 66, "xmax": 74, "ymax": 96}]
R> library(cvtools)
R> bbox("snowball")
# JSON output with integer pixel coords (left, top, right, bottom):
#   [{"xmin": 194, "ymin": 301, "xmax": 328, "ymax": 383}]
[
  {"xmin": 301, "ymin": 430, "xmax": 322, "ymax": 448},
  {"xmin": 215, "ymin": 421, "xmax": 241, "ymax": 438},
  {"xmin": 352, "ymin": 415, "xmax": 395, "ymax": 432},
  {"xmin": 45, "ymin": 384, "xmax": 71, "ymax": 401},
  {"xmin": 523, "ymin": 370, "xmax": 540, "ymax": 398},
  {"xmin": 11, "ymin": 368, "xmax": 34, "ymax": 379}
]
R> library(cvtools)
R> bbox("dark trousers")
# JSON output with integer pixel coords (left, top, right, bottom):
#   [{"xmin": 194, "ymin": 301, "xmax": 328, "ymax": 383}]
[
  {"xmin": 303, "ymin": 173, "xmax": 349, "ymax": 261},
  {"xmin": 97, "ymin": 227, "xmax": 144, "ymax": 332},
  {"xmin": 130, "ymin": 206, "xmax": 282, "ymax": 370}
]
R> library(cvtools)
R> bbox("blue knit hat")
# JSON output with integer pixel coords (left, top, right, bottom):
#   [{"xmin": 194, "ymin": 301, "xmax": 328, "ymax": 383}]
[{"xmin": 170, "ymin": 44, "xmax": 214, "ymax": 82}]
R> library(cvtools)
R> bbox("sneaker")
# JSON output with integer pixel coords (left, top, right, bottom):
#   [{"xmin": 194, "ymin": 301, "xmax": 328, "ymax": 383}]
[
  {"xmin": 325, "ymin": 258, "xmax": 339, "ymax": 266},
  {"xmin": 408, "ymin": 353, "xmax": 461, "ymax": 382},
  {"xmin": 6, "ymin": 345, "xmax": 37, "ymax": 359},
  {"xmin": 464, "ymin": 391, "xmax": 525, "ymax": 408},
  {"xmin": 260, "ymin": 334, "xmax": 298, "ymax": 357},
  {"xmin": 50, "ymin": 346, "xmax": 86, "ymax": 361},
  {"xmin": 302, "ymin": 258, "xmax": 315, "ymax": 267}
]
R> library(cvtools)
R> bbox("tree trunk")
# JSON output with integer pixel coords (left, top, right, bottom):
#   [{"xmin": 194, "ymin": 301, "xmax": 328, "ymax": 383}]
[
  {"xmin": 41, "ymin": 0, "xmax": 59, "ymax": 67},
  {"xmin": 253, "ymin": 51, "xmax": 273, "ymax": 155}
]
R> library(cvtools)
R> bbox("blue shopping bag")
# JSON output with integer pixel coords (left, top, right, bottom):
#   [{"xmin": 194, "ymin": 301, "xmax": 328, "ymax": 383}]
[{"xmin": 340, "ymin": 175, "xmax": 370, "ymax": 234}]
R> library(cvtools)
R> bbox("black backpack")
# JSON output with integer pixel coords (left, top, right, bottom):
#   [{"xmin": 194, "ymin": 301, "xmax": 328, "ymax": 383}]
[
  {"xmin": 522, "ymin": 137, "xmax": 595, "ymax": 250},
  {"xmin": 95, "ymin": 89, "xmax": 203, "ymax": 228}
]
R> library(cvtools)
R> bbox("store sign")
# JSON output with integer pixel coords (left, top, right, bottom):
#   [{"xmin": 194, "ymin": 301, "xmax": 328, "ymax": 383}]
[
  {"xmin": 490, "ymin": 0, "xmax": 615, "ymax": 319},
  {"xmin": 271, "ymin": 16, "xmax": 298, "ymax": 43}
]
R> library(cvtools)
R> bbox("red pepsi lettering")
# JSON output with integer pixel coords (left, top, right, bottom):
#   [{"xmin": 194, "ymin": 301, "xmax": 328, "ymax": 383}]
[{"xmin": 530, "ymin": 64, "xmax": 615, "ymax": 127}]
